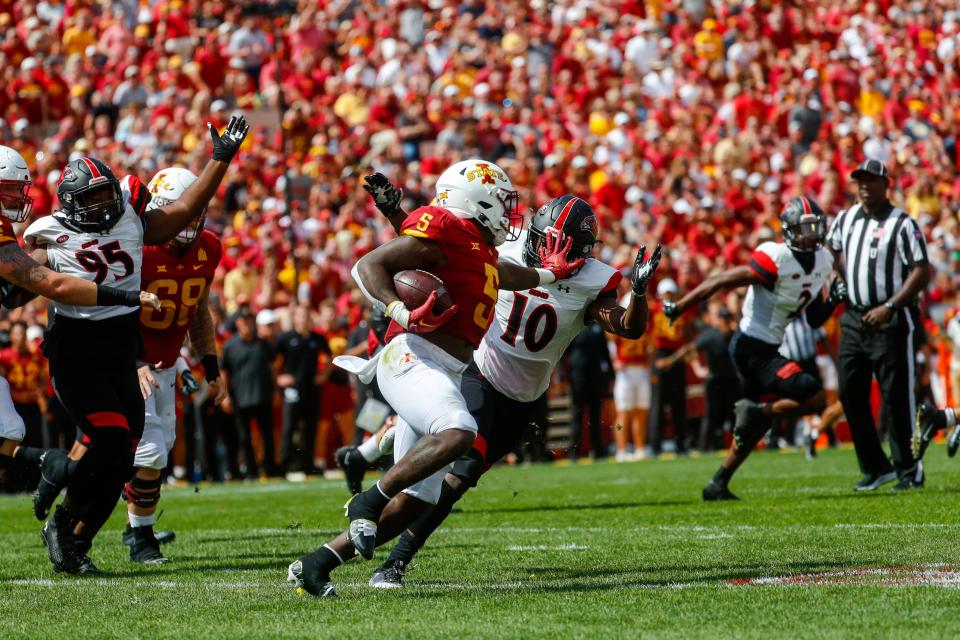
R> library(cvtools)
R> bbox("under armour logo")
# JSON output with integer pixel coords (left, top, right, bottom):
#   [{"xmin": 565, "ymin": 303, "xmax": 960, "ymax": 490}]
[{"xmin": 556, "ymin": 284, "xmax": 571, "ymax": 293}]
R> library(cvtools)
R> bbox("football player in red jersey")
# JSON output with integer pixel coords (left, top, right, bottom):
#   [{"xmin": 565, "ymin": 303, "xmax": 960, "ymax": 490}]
[
  {"xmin": 288, "ymin": 159, "xmax": 584, "ymax": 597},
  {"xmin": 0, "ymin": 145, "xmax": 161, "ymax": 486}
]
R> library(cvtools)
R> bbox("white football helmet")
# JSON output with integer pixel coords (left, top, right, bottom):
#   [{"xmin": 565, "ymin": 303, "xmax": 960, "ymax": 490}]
[
  {"xmin": 434, "ymin": 158, "xmax": 521, "ymax": 246},
  {"xmin": 147, "ymin": 167, "xmax": 203, "ymax": 245},
  {"xmin": 0, "ymin": 145, "xmax": 33, "ymax": 223}
]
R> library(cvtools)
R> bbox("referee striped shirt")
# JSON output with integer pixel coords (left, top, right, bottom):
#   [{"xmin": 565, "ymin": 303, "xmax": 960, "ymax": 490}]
[
  {"xmin": 826, "ymin": 203, "xmax": 928, "ymax": 308},
  {"xmin": 779, "ymin": 314, "xmax": 823, "ymax": 362}
]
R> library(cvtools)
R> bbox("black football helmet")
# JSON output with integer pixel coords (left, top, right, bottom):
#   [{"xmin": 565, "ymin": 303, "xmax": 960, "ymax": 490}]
[
  {"xmin": 56, "ymin": 157, "xmax": 124, "ymax": 233},
  {"xmin": 780, "ymin": 196, "xmax": 826, "ymax": 253},
  {"xmin": 523, "ymin": 195, "xmax": 599, "ymax": 268}
]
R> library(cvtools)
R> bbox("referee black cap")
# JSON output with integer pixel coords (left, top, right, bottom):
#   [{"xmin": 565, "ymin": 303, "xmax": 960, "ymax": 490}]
[{"xmin": 851, "ymin": 158, "xmax": 889, "ymax": 181}]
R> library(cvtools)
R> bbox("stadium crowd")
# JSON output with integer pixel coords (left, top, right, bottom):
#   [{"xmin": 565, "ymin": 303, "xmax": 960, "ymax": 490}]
[{"xmin": 2, "ymin": 0, "xmax": 960, "ymax": 484}]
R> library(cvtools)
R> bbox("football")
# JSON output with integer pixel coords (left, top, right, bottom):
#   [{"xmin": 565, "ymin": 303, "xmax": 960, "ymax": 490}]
[{"xmin": 393, "ymin": 269, "xmax": 454, "ymax": 313}]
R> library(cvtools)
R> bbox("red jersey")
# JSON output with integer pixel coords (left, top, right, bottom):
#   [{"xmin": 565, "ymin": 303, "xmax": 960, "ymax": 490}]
[
  {"xmin": 0, "ymin": 347, "xmax": 46, "ymax": 404},
  {"xmin": 385, "ymin": 206, "xmax": 499, "ymax": 349},
  {"xmin": 139, "ymin": 230, "xmax": 222, "ymax": 366},
  {"xmin": 651, "ymin": 302, "xmax": 692, "ymax": 352},
  {"xmin": 613, "ymin": 332, "xmax": 651, "ymax": 365},
  {"xmin": 0, "ymin": 217, "xmax": 16, "ymax": 247}
]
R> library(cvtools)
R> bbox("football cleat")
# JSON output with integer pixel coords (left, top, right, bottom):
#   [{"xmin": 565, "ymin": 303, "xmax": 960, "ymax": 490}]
[
  {"xmin": 853, "ymin": 471, "xmax": 897, "ymax": 491},
  {"xmin": 334, "ymin": 445, "xmax": 366, "ymax": 495},
  {"xmin": 128, "ymin": 526, "xmax": 170, "ymax": 564},
  {"xmin": 912, "ymin": 403, "xmax": 943, "ymax": 461},
  {"xmin": 369, "ymin": 558, "xmax": 406, "ymax": 588},
  {"xmin": 702, "ymin": 480, "xmax": 740, "ymax": 502},
  {"xmin": 40, "ymin": 506, "xmax": 83, "ymax": 573},
  {"xmin": 344, "ymin": 491, "xmax": 381, "ymax": 560},
  {"xmin": 33, "ymin": 448, "xmax": 70, "ymax": 521},
  {"xmin": 949, "ymin": 424, "xmax": 960, "ymax": 458},
  {"xmin": 122, "ymin": 524, "xmax": 175, "ymax": 547},
  {"xmin": 732, "ymin": 399, "xmax": 768, "ymax": 449},
  {"xmin": 287, "ymin": 559, "xmax": 336, "ymax": 598},
  {"xmin": 74, "ymin": 538, "xmax": 103, "ymax": 575}
]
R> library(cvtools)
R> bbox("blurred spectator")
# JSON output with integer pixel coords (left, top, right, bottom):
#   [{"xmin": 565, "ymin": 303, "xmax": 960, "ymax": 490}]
[
  {"xmin": 649, "ymin": 279, "xmax": 694, "ymax": 455},
  {"xmin": 566, "ymin": 323, "xmax": 614, "ymax": 460}
]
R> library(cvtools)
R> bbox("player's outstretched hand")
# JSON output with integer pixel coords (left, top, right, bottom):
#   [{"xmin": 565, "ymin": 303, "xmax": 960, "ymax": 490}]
[
  {"xmin": 180, "ymin": 370, "xmax": 200, "ymax": 396},
  {"xmin": 361, "ymin": 172, "xmax": 403, "ymax": 217},
  {"xmin": 662, "ymin": 300, "xmax": 680, "ymax": 324},
  {"xmin": 140, "ymin": 291, "xmax": 162, "ymax": 311},
  {"xmin": 208, "ymin": 114, "xmax": 249, "ymax": 162},
  {"xmin": 539, "ymin": 230, "xmax": 585, "ymax": 280},
  {"xmin": 631, "ymin": 244, "xmax": 662, "ymax": 295},
  {"xmin": 388, "ymin": 292, "xmax": 459, "ymax": 334},
  {"xmin": 138, "ymin": 364, "xmax": 160, "ymax": 400}
]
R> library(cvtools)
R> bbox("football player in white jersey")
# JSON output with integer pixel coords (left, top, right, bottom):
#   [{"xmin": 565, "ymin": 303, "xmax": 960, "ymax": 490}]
[
  {"xmin": 0, "ymin": 145, "xmax": 161, "ymax": 489},
  {"xmin": 18, "ymin": 115, "xmax": 248, "ymax": 574},
  {"xmin": 358, "ymin": 179, "xmax": 661, "ymax": 588},
  {"xmin": 664, "ymin": 197, "xmax": 841, "ymax": 501}
]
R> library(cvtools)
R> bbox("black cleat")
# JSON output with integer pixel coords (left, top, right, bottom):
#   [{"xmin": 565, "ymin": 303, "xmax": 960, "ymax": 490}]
[
  {"xmin": 122, "ymin": 525, "xmax": 175, "ymax": 547},
  {"xmin": 806, "ymin": 429, "xmax": 819, "ymax": 460},
  {"xmin": 702, "ymin": 480, "xmax": 740, "ymax": 502},
  {"xmin": 287, "ymin": 558, "xmax": 336, "ymax": 598},
  {"xmin": 128, "ymin": 526, "xmax": 170, "ymax": 564},
  {"xmin": 912, "ymin": 404, "xmax": 944, "ymax": 461},
  {"xmin": 345, "ymin": 490, "xmax": 383, "ymax": 560},
  {"xmin": 369, "ymin": 558, "xmax": 406, "ymax": 588},
  {"xmin": 949, "ymin": 423, "xmax": 960, "ymax": 458},
  {"xmin": 33, "ymin": 449, "xmax": 70, "ymax": 521},
  {"xmin": 335, "ymin": 445, "xmax": 367, "ymax": 495},
  {"xmin": 732, "ymin": 400, "xmax": 768, "ymax": 449},
  {"xmin": 40, "ymin": 506, "xmax": 82, "ymax": 574},
  {"xmin": 74, "ymin": 539, "xmax": 103, "ymax": 575},
  {"xmin": 853, "ymin": 471, "xmax": 897, "ymax": 491}
]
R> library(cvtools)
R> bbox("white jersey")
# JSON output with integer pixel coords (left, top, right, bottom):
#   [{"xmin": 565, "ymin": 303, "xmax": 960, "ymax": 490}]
[
  {"xmin": 24, "ymin": 175, "xmax": 145, "ymax": 320},
  {"xmin": 474, "ymin": 230, "xmax": 621, "ymax": 402},
  {"xmin": 740, "ymin": 241, "xmax": 833, "ymax": 345}
]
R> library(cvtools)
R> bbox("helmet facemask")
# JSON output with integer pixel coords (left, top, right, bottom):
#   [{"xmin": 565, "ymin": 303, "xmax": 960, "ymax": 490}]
[
  {"xmin": 783, "ymin": 213, "xmax": 825, "ymax": 253},
  {"xmin": 0, "ymin": 179, "xmax": 32, "ymax": 223},
  {"xmin": 62, "ymin": 180, "xmax": 124, "ymax": 233}
]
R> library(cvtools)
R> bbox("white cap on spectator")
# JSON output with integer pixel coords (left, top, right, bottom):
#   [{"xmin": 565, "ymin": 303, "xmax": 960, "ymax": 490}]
[
  {"xmin": 679, "ymin": 84, "xmax": 698, "ymax": 105},
  {"xmin": 571, "ymin": 155, "xmax": 589, "ymax": 169},
  {"xmin": 256, "ymin": 309, "xmax": 277, "ymax": 326},
  {"xmin": 125, "ymin": 65, "xmax": 139, "ymax": 79},
  {"xmin": 625, "ymin": 186, "xmax": 644, "ymax": 204},
  {"xmin": 657, "ymin": 279, "xmax": 679, "ymax": 296},
  {"xmin": 21, "ymin": 57, "xmax": 38, "ymax": 71},
  {"xmin": 544, "ymin": 154, "xmax": 560, "ymax": 168},
  {"xmin": 764, "ymin": 177, "xmax": 781, "ymax": 193},
  {"xmin": 747, "ymin": 172, "xmax": 763, "ymax": 188},
  {"xmin": 672, "ymin": 199, "xmax": 693, "ymax": 215},
  {"xmin": 613, "ymin": 112, "xmax": 630, "ymax": 127},
  {"xmin": 474, "ymin": 82, "xmax": 491, "ymax": 97},
  {"xmin": 836, "ymin": 122, "xmax": 853, "ymax": 137},
  {"xmin": 731, "ymin": 168, "xmax": 748, "ymax": 182},
  {"xmin": 700, "ymin": 196, "xmax": 715, "ymax": 208},
  {"xmin": 858, "ymin": 116, "xmax": 875, "ymax": 136},
  {"xmin": 13, "ymin": 118, "xmax": 29, "ymax": 133},
  {"xmin": 442, "ymin": 84, "xmax": 459, "ymax": 97},
  {"xmin": 26, "ymin": 326, "xmax": 43, "ymax": 343},
  {"xmin": 803, "ymin": 68, "xmax": 819, "ymax": 81},
  {"xmin": 511, "ymin": 56, "xmax": 526, "ymax": 69},
  {"xmin": 211, "ymin": 99, "xmax": 228, "ymax": 112}
]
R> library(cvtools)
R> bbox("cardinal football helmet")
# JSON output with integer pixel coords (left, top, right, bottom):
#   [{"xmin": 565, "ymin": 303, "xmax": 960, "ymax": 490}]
[
  {"xmin": 434, "ymin": 158, "xmax": 521, "ymax": 246},
  {"xmin": 148, "ymin": 167, "xmax": 203, "ymax": 245},
  {"xmin": 0, "ymin": 145, "xmax": 33, "ymax": 223}
]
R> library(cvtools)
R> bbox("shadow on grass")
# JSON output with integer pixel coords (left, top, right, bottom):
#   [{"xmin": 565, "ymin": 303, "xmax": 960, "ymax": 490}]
[{"xmin": 463, "ymin": 499, "xmax": 694, "ymax": 515}]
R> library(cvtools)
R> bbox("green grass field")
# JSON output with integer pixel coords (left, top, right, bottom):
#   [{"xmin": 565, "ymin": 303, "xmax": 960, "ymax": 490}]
[{"xmin": 2, "ymin": 446, "xmax": 960, "ymax": 639}]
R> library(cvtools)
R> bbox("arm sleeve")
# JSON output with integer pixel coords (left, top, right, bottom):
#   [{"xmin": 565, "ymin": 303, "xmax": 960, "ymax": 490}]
[{"xmin": 123, "ymin": 175, "xmax": 151, "ymax": 218}]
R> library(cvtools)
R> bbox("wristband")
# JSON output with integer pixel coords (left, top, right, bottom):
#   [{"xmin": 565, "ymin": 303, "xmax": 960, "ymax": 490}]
[
  {"xmin": 385, "ymin": 300, "xmax": 411, "ymax": 329},
  {"xmin": 97, "ymin": 286, "xmax": 140, "ymax": 307},
  {"xmin": 200, "ymin": 354, "xmax": 220, "ymax": 382},
  {"xmin": 535, "ymin": 268, "xmax": 557, "ymax": 286},
  {"xmin": 885, "ymin": 301, "xmax": 895, "ymax": 311}
]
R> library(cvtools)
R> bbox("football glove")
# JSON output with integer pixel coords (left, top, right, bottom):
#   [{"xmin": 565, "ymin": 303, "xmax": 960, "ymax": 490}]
[
  {"xmin": 539, "ymin": 230, "xmax": 585, "ymax": 281},
  {"xmin": 386, "ymin": 292, "xmax": 458, "ymax": 334},
  {"xmin": 179, "ymin": 370, "xmax": 200, "ymax": 396},
  {"xmin": 829, "ymin": 277, "xmax": 848, "ymax": 305},
  {"xmin": 631, "ymin": 244, "xmax": 662, "ymax": 295},
  {"xmin": 207, "ymin": 114, "xmax": 249, "ymax": 162},
  {"xmin": 361, "ymin": 172, "xmax": 403, "ymax": 217}
]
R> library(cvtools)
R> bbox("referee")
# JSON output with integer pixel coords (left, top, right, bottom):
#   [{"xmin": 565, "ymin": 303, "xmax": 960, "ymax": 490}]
[{"xmin": 826, "ymin": 159, "xmax": 931, "ymax": 491}]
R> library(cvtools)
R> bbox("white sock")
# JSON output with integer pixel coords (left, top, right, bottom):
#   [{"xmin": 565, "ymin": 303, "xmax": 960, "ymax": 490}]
[
  {"xmin": 946, "ymin": 408, "xmax": 957, "ymax": 429},
  {"xmin": 357, "ymin": 437, "xmax": 382, "ymax": 463},
  {"xmin": 129, "ymin": 512, "xmax": 156, "ymax": 528}
]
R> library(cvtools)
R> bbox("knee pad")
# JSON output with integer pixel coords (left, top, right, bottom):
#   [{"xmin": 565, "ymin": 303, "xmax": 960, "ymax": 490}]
[
  {"xmin": 450, "ymin": 455, "xmax": 485, "ymax": 491},
  {"xmin": 124, "ymin": 475, "xmax": 162, "ymax": 508}
]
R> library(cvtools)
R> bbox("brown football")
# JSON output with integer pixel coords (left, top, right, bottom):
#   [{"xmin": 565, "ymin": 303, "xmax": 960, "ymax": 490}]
[{"xmin": 393, "ymin": 269, "xmax": 454, "ymax": 313}]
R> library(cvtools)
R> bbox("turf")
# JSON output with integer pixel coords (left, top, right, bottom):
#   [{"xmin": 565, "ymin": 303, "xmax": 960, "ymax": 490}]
[{"xmin": 2, "ymin": 446, "xmax": 960, "ymax": 639}]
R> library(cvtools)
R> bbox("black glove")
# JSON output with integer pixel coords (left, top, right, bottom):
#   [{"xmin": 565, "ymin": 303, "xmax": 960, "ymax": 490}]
[
  {"xmin": 631, "ymin": 244, "xmax": 662, "ymax": 295},
  {"xmin": 180, "ymin": 370, "xmax": 200, "ymax": 396},
  {"xmin": 662, "ymin": 300, "xmax": 679, "ymax": 322},
  {"xmin": 829, "ymin": 277, "xmax": 848, "ymax": 305},
  {"xmin": 208, "ymin": 114, "xmax": 249, "ymax": 162},
  {"xmin": 362, "ymin": 172, "xmax": 403, "ymax": 217}
]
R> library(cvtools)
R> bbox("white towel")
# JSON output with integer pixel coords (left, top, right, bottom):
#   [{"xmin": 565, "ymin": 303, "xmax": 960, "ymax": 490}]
[{"xmin": 333, "ymin": 350, "xmax": 382, "ymax": 384}]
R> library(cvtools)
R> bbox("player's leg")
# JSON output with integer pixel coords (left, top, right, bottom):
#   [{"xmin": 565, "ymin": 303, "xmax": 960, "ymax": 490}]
[
  {"xmin": 234, "ymin": 407, "xmax": 259, "ymax": 478},
  {"xmin": 279, "ymin": 395, "xmax": 300, "ymax": 473},
  {"xmin": 632, "ymin": 366, "xmax": 651, "ymax": 458},
  {"xmin": 126, "ymin": 367, "xmax": 175, "ymax": 564},
  {"xmin": 612, "ymin": 368, "xmax": 634, "ymax": 460},
  {"xmin": 0, "ymin": 376, "xmax": 29, "ymax": 486},
  {"xmin": 874, "ymin": 322, "xmax": 923, "ymax": 489}
]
